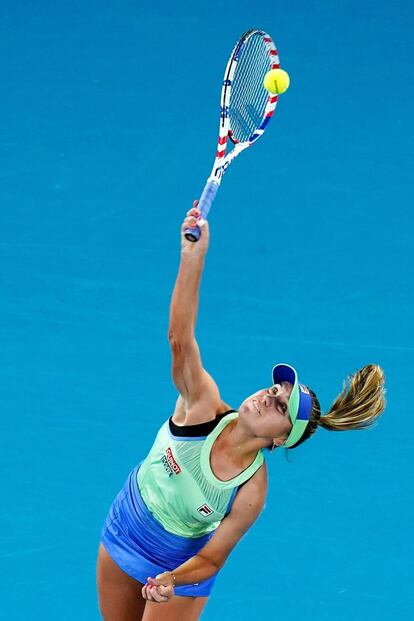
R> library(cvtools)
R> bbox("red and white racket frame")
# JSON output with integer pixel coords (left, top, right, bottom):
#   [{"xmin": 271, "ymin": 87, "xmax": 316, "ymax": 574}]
[{"xmin": 185, "ymin": 29, "xmax": 281, "ymax": 241}]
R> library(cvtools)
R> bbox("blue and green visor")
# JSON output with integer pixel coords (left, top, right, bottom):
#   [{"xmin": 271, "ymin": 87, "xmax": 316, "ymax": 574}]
[{"xmin": 272, "ymin": 363, "xmax": 312, "ymax": 448}]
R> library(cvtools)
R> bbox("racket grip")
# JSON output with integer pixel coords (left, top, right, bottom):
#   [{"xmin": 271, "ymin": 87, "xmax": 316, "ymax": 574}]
[{"xmin": 184, "ymin": 180, "xmax": 219, "ymax": 242}]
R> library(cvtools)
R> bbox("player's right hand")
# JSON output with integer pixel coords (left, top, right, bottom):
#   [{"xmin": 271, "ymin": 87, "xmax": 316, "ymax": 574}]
[
  {"xmin": 181, "ymin": 200, "xmax": 210, "ymax": 257},
  {"xmin": 141, "ymin": 573, "xmax": 175, "ymax": 603}
]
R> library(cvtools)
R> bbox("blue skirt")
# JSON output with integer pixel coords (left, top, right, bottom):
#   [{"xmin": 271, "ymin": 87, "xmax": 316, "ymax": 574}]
[{"xmin": 100, "ymin": 465, "xmax": 219, "ymax": 597}]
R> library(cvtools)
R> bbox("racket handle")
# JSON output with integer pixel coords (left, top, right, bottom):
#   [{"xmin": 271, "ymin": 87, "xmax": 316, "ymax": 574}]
[{"xmin": 184, "ymin": 180, "xmax": 219, "ymax": 242}]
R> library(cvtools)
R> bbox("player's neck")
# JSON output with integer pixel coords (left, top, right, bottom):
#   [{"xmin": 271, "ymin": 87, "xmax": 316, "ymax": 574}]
[{"xmin": 218, "ymin": 419, "xmax": 267, "ymax": 466}]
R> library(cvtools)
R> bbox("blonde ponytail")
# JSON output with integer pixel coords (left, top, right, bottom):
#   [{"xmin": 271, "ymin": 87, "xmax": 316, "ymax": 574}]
[
  {"xmin": 319, "ymin": 364, "xmax": 386, "ymax": 432},
  {"xmin": 287, "ymin": 364, "xmax": 386, "ymax": 450}
]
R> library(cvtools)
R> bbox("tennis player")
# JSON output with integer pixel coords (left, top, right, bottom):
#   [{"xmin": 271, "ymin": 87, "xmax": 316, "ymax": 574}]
[{"xmin": 97, "ymin": 202, "xmax": 385, "ymax": 621}]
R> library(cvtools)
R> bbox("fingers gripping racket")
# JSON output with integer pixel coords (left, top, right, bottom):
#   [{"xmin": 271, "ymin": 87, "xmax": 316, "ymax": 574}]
[{"xmin": 185, "ymin": 29, "xmax": 281, "ymax": 242}]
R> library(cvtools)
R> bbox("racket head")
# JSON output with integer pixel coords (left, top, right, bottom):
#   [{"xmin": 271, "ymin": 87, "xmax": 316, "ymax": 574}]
[{"xmin": 217, "ymin": 30, "xmax": 279, "ymax": 155}]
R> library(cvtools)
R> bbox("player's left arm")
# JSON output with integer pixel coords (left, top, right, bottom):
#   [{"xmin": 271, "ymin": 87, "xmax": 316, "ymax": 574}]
[
  {"xmin": 143, "ymin": 464, "xmax": 268, "ymax": 601},
  {"xmin": 191, "ymin": 462, "xmax": 268, "ymax": 576}
]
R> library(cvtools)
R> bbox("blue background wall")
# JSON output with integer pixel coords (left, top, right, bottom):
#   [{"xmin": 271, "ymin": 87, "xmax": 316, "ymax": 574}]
[{"xmin": 0, "ymin": 1, "xmax": 413, "ymax": 619}]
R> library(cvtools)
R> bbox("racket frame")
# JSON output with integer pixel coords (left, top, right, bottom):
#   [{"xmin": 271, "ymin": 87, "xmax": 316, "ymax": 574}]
[{"xmin": 185, "ymin": 29, "xmax": 281, "ymax": 241}]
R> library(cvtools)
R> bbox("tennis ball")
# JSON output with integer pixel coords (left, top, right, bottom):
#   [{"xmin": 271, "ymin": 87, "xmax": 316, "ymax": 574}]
[{"xmin": 263, "ymin": 69, "xmax": 290, "ymax": 95}]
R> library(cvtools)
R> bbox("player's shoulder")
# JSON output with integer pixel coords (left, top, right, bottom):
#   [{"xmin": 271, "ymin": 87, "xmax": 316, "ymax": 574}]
[
  {"xmin": 242, "ymin": 460, "xmax": 268, "ymax": 493},
  {"xmin": 232, "ymin": 462, "xmax": 268, "ymax": 514},
  {"xmin": 172, "ymin": 394, "xmax": 233, "ymax": 426}
]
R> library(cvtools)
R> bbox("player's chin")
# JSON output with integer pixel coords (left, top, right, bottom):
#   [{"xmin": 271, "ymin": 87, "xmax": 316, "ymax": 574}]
[{"xmin": 238, "ymin": 401, "xmax": 255, "ymax": 417}]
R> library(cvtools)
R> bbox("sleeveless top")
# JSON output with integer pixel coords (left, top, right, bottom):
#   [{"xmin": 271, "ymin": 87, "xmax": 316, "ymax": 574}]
[{"xmin": 137, "ymin": 410, "xmax": 265, "ymax": 538}]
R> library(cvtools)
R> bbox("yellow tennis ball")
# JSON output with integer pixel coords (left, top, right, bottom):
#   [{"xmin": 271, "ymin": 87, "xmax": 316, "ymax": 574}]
[{"xmin": 263, "ymin": 69, "xmax": 290, "ymax": 95}]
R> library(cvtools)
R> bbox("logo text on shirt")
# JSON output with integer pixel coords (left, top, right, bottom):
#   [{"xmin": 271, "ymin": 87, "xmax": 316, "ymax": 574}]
[
  {"xmin": 197, "ymin": 504, "xmax": 213, "ymax": 516},
  {"xmin": 161, "ymin": 447, "xmax": 182, "ymax": 477}
]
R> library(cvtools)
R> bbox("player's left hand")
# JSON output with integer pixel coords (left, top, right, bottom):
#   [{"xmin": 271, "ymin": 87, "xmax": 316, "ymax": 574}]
[{"xmin": 141, "ymin": 572, "xmax": 175, "ymax": 603}]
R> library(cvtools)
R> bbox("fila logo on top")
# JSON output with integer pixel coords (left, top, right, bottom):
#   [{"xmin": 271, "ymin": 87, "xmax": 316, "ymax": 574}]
[
  {"xmin": 161, "ymin": 447, "xmax": 182, "ymax": 477},
  {"xmin": 197, "ymin": 504, "xmax": 214, "ymax": 517}
]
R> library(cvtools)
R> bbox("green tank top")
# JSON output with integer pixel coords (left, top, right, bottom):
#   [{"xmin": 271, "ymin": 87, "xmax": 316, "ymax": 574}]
[{"xmin": 137, "ymin": 411, "xmax": 265, "ymax": 538}]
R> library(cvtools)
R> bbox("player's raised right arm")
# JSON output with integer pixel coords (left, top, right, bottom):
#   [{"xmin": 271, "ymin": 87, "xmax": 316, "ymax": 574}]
[
  {"xmin": 169, "ymin": 202, "xmax": 209, "ymax": 341},
  {"xmin": 168, "ymin": 203, "xmax": 221, "ymax": 411}
]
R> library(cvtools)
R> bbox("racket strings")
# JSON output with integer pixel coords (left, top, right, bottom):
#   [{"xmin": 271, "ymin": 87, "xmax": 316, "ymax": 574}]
[{"xmin": 229, "ymin": 34, "xmax": 271, "ymax": 142}]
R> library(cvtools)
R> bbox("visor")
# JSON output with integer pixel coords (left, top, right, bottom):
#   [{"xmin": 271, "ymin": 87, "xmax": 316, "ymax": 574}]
[{"xmin": 272, "ymin": 363, "xmax": 312, "ymax": 448}]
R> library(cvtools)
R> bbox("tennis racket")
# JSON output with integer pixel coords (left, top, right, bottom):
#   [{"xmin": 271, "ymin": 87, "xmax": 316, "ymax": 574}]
[{"xmin": 185, "ymin": 29, "xmax": 282, "ymax": 242}]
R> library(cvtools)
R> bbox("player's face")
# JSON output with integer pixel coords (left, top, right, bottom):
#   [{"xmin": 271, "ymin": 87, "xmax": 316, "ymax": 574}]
[{"xmin": 238, "ymin": 381, "xmax": 293, "ymax": 442}]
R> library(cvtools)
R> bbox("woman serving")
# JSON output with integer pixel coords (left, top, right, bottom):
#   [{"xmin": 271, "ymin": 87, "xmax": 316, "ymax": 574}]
[{"xmin": 97, "ymin": 203, "xmax": 385, "ymax": 621}]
